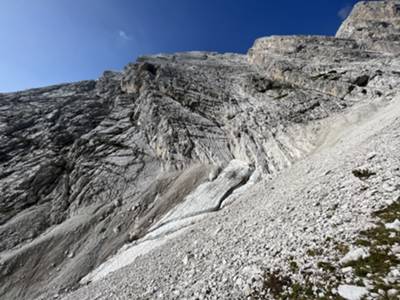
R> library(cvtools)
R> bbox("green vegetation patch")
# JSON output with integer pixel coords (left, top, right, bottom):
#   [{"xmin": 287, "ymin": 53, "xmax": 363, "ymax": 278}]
[{"xmin": 345, "ymin": 199, "xmax": 400, "ymax": 295}]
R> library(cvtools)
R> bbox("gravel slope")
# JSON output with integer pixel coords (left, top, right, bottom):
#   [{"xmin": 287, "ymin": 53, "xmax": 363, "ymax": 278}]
[
  {"xmin": 60, "ymin": 97, "xmax": 400, "ymax": 299},
  {"xmin": 1, "ymin": 1, "xmax": 399, "ymax": 299}
]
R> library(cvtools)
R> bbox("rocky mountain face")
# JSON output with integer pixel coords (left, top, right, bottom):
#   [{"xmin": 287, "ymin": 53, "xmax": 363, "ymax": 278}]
[{"xmin": 1, "ymin": 1, "xmax": 400, "ymax": 299}]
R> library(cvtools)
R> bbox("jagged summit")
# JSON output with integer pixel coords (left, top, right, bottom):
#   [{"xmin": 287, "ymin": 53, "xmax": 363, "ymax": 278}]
[
  {"xmin": 337, "ymin": 0, "xmax": 400, "ymax": 53},
  {"xmin": 0, "ymin": 1, "xmax": 400, "ymax": 299}
]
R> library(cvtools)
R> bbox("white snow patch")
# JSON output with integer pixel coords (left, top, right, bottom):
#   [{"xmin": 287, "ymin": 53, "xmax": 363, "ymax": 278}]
[
  {"xmin": 80, "ymin": 228, "xmax": 188, "ymax": 284},
  {"xmin": 155, "ymin": 159, "xmax": 252, "ymax": 226}
]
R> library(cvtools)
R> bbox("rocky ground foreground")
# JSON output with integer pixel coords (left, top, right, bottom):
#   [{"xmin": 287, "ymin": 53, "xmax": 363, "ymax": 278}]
[{"xmin": 0, "ymin": 1, "xmax": 400, "ymax": 299}]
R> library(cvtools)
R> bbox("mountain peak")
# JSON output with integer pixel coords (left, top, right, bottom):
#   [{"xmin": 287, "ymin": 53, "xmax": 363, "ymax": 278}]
[{"xmin": 336, "ymin": 0, "xmax": 400, "ymax": 53}]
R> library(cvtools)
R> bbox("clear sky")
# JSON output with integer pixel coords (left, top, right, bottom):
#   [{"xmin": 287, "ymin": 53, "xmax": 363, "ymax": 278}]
[{"xmin": 0, "ymin": 0, "xmax": 358, "ymax": 92}]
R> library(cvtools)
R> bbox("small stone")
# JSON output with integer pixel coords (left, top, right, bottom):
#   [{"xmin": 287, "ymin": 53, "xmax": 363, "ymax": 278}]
[
  {"xmin": 113, "ymin": 198, "xmax": 122, "ymax": 207},
  {"xmin": 387, "ymin": 289, "xmax": 398, "ymax": 297},
  {"xmin": 382, "ymin": 182, "xmax": 397, "ymax": 192},
  {"xmin": 385, "ymin": 219, "xmax": 400, "ymax": 231},
  {"xmin": 370, "ymin": 293, "xmax": 379, "ymax": 298},
  {"xmin": 352, "ymin": 165, "xmax": 376, "ymax": 179},
  {"xmin": 213, "ymin": 226, "xmax": 222, "ymax": 235},
  {"xmin": 340, "ymin": 248, "xmax": 369, "ymax": 265},
  {"xmin": 113, "ymin": 225, "xmax": 121, "ymax": 234},
  {"xmin": 130, "ymin": 204, "xmax": 139, "ymax": 211},
  {"xmin": 384, "ymin": 198, "xmax": 395, "ymax": 206},
  {"xmin": 341, "ymin": 266, "xmax": 353, "ymax": 273},
  {"xmin": 362, "ymin": 278, "xmax": 373, "ymax": 290},
  {"xmin": 389, "ymin": 269, "xmax": 400, "ymax": 278},
  {"xmin": 338, "ymin": 285, "xmax": 368, "ymax": 300}
]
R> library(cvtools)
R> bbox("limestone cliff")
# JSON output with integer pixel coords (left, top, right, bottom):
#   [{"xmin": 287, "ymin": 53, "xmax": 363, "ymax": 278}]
[{"xmin": 0, "ymin": 1, "xmax": 400, "ymax": 299}]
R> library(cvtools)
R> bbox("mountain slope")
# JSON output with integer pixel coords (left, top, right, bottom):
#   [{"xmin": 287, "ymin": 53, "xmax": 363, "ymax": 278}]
[{"xmin": 0, "ymin": 1, "xmax": 399, "ymax": 299}]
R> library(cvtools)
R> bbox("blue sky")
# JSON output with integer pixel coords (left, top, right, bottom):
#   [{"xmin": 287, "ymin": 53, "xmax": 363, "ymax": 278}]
[{"xmin": 0, "ymin": 0, "xmax": 358, "ymax": 92}]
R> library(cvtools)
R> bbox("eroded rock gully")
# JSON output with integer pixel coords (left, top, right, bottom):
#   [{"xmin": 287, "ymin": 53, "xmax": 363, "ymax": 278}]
[{"xmin": 1, "ymin": 1, "xmax": 400, "ymax": 299}]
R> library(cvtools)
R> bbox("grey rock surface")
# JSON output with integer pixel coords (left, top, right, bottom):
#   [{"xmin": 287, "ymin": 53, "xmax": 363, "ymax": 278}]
[
  {"xmin": 336, "ymin": 0, "xmax": 400, "ymax": 53},
  {"xmin": 0, "ymin": 1, "xmax": 400, "ymax": 299}
]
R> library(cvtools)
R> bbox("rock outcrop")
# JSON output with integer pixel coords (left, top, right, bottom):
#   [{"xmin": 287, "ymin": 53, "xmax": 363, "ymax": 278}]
[
  {"xmin": 0, "ymin": 1, "xmax": 399, "ymax": 299},
  {"xmin": 336, "ymin": 0, "xmax": 400, "ymax": 53}
]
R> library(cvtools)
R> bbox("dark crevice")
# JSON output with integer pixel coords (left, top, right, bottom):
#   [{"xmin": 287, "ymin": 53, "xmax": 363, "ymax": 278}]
[{"xmin": 216, "ymin": 169, "xmax": 254, "ymax": 210}]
